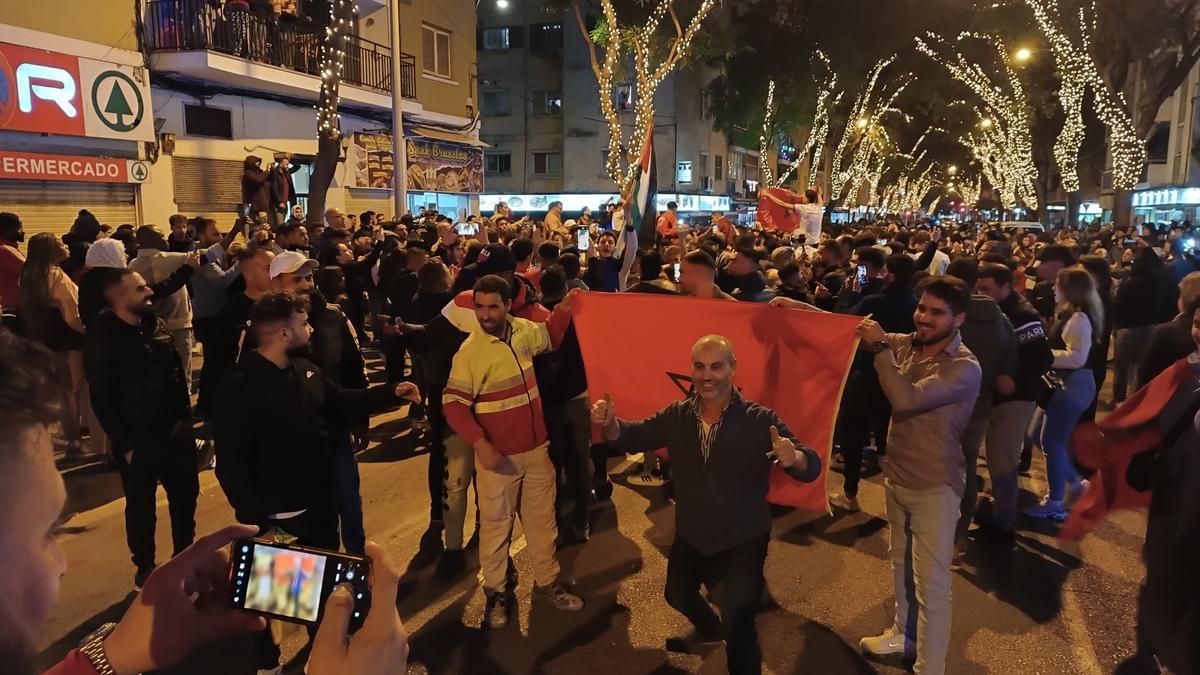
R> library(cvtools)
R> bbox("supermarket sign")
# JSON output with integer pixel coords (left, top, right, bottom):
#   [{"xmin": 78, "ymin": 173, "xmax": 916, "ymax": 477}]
[
  {"xmin": 0, "ymin": 151, "xmax": 150, "ymax": 184},
  {"xmin": 0, "ymin": 42, "xmax": 154, "ymax": 141}
]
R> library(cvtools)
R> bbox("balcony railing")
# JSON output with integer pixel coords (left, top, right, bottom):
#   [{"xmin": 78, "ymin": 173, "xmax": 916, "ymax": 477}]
[{"xmin": 143, "ymin": 0, "xmax": 415, "ymax": 99}]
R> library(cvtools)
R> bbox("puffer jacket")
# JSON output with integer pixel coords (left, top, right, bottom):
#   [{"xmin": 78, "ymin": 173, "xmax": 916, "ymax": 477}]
[{"xmin": 958, "ymin": 294, "xmax": 1017, "ymax": 419}]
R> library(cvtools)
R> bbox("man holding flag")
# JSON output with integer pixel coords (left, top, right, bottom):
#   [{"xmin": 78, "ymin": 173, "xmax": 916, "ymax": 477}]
[{"xmin": 590, "ymin": 334, "xmax": 821, "ymax": 675}]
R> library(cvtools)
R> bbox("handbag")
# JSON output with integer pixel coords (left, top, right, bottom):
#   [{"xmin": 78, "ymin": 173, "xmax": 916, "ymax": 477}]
[{"xmin": 1036, "ymin": 370, "xmax": 1066, "ymax": 407}]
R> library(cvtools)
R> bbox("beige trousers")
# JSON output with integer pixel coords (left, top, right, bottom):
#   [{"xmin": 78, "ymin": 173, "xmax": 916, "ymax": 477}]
[{"xmin": 475, "ymin": 443, "xmax": 560, "ymax": 594}]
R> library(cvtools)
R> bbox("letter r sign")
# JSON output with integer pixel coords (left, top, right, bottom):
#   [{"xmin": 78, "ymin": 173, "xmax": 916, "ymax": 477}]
[{"xmin": 0, "ymin": 43, "xmax": 85, "ymax": 136}]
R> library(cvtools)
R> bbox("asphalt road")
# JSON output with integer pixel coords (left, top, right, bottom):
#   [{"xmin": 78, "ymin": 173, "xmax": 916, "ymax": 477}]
[{"xmin": 39, "ymin": 367, "xmax": 1153, "ymax": 675}]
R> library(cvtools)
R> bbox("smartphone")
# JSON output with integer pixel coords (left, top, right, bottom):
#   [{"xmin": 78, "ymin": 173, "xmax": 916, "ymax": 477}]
[
  {"xmin": 577, "ymin": 228, "xmax": 591, "ymax": 251},
  {"xmin": 1122, "ymin": 237, "xmax": 1136, "ymax": 245},
  {"xmin": 1185, "ymin": 238, "xmax": 1197, "ymax": 252},
  {"xmin": 855, "ymin": 264, "xmax": 868, "ymax": 285},
  {"xmin": 877, "ymin": 238, "xmax": 888, "ymax": 247},
  {"xmin": 230, "ymin": 538, "xmax": 371, "ymax": 632},
  {"xmin": 673, "ymin": 261, "xmax": 681, "ymax": 281},
  {"xmin": 454, "ymin": 222, "xmax": 478, "ymax": 236}
]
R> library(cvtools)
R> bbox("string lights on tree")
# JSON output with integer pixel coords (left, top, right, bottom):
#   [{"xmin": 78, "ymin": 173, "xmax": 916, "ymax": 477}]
[
  {"xmin": 758, "ymin": 80, "xmax": 777, "ymax": 187},
  {"xmin": 1025, "ymin": 0, "xmax": 1146, "ymax": 190},
  {"xmin": 917, "ymin": 31, "xmax": 1039, "ymax": 210},
  {"xmin": 572, "ymin": 0, "xmax": 717, "ymax": 194},
  {"xmin": 830, "ymin": 56, "xmax": 911, "ymax": 204}
]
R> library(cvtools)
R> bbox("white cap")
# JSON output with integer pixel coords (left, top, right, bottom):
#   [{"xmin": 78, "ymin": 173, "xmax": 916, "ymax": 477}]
[
  {"xmin": 563, "ymin": 219, "xmax": 578, "ymax": 229},
  {"xmin": 84, "ymin": 238, "xmax": 128, "ymax": 269},
  {"xmin": 269, "ymin": 250, "xmax": 318, "ymax": 279}
]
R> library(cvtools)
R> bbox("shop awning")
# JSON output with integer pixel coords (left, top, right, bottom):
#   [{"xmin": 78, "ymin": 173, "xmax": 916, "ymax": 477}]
[{"xmin": 410, "ymin": 127, "xmax": 489, "ymax": 148}]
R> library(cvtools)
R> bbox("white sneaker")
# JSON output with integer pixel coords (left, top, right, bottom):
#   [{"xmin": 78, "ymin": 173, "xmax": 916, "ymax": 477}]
[
  {"xmin": 859, "ymin": 627, "xmax": 914, "ymax": 657},
  {"xmin": 632, "ymin": 463, "xmax": 665, "ymax": 487},
  {"xmin": 829, "ymin": 493, "xmax": 860, "ymax": 513}
]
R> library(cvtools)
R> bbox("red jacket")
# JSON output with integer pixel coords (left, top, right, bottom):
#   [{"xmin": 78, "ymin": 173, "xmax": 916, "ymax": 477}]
[{"xmin": 44, "ymin": 649, "xmax": 97, "ymax": 675}]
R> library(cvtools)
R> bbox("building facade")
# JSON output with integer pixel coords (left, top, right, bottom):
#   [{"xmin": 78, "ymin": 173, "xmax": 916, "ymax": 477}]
[
  {"xmin": 0, "ymin": 0, "xmax": 479, "ymax": 235},
  {"xmin": 475, "ymin": 0, "xmax": 738, "ymax": 221}
]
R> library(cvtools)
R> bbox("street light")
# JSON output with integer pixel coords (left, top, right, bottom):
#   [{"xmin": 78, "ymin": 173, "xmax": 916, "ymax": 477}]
[
  {"xmin": 948, "ymin": 165, "xmax": 958, "ymax": 175},
  {"xmin": 855, "ymin": 117, "xmax": 869, "ymax": 130},
  {"xmin": 496, "ymin": 0, "xmax": 510, "ymax": 7},
  {"xmin": 980, "ymin": 117, "xmax": 993, "ymax": 129},
  {"xmin": 1014, "ymin": 47, "xmax": 1033, "ymax": 63}
]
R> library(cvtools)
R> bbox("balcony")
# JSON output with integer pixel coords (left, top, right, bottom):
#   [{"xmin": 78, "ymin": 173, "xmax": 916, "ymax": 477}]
[{"xmin": 143, "ymin": 0, "xmax": 416, "ymax": 109}]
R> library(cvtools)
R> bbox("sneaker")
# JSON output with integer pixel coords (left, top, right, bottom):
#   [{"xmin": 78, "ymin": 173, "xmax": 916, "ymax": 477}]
[
  {"xmin": 593, "ymin": 479, "xmax": 613, "ymax": 502},
  {"xmin": 665, "ymin": 629, "xmax": 724, "ymax": 653},
  {"xmin": 1018, "ymin": 443, "xmax": 1033, "ymax": 473},
  {"xmin": 859, "ymin": 627, "xmax": 915, "ymax": 657},
  {"xmin": 483, "ymin": 591, "xmax": 512, "ymax": 629},
  {"xmin": 1065, "ymin": 479, "xmax": 1090, "ymax": 507},
  {"xmin": 632, "ymin": 463, "xmax": 665, "ymax": 487},
  {"xmin": 133, "ymin": 565, "xmax": 156, "ymax": 591},
  {"xmin": 950, "ymin": 543, "xmax": 966, "ymax": 571},
  {"xmin": 532, "ymin": 582, "xmax": 584, "ymax": 611},
  {"xmin": 412, "ymin": 418, "xmax": 430, "ymax": 435},
  {"xmin": 829, "ymin": 492, "xmax": 860, "ymax": 513},
  {"xmin": 1023, "ymin": 497, "xmax": 1068, "ymax": 522}
]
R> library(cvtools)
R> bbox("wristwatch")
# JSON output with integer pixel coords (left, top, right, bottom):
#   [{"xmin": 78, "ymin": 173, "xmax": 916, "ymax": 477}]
[
  {"xmin": 871, "ymin": 340, "xmax": 890, "ymax": 354},
  {"xmin": 78, "ymin": 622, "xmax": 118, "ymax": 675}
]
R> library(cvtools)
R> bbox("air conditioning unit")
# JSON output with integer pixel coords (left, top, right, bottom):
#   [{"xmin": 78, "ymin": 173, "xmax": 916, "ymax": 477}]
[{"xmin": 702, "ymin": 176, "xmax": 714, "ymax": 191}]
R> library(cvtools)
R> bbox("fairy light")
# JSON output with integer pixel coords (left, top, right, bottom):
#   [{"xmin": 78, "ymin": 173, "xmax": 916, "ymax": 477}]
[
  {"xmin": 802, "ymin": 51, "xmax": 843, "ymax": 188},
  {"xmin": 830, "ymin": 56, "xmax": 911, "ymax": 201},
  {"xmin": 316, "ymin": 0, "xmax": 357, "ymax": 140},
  {"xmin": 1026, "ymin": 0, "xmax": 1145, "ymax": 190},
  {"xmin": 759, "ymin": 80, "xmax": 777, "ymax": 187}
]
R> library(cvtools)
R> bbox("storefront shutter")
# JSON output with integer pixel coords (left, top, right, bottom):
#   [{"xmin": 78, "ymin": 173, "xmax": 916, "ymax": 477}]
[
  {"xmin": 172, "ymin": 156, "xmax": 244, "ymax": 216},
  {"xmin": 0, "ymin": 180, "xmax": 137, "ymax": 238},
  {"xmin": 345, "ymin": 188, "xmax": 395, "ymax": 221}
]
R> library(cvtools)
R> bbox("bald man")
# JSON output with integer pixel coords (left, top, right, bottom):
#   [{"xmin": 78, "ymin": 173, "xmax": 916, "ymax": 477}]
[{"xmin": 592, "ymin": 335, "xmax": 821, "ymax": 674}]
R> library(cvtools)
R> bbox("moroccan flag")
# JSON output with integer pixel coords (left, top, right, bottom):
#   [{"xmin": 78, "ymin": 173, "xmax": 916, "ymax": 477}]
[
  {"xmin": 571, "ymin": 292, "xmax": 861, "ymax": 511},
  {"xmin": 626, "ymin": 126, "xmax": 658, "ymax": 244},
  {"xmin": 757, "ymin": 187, "xmax": 801, "ymax": 234},
  {"xmin": 1061, "ymin": 357, "xmax": 1198, "ymax": 540}
]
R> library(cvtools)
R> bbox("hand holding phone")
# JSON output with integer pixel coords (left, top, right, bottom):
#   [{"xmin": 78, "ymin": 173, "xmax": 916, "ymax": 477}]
[
  {"xmin": 308, "ymin": 542, "xmax": 409, "ymax": 675},
  {"xmin": 230, "ymin": 538, "xmax": 371, "ymax": 631}
]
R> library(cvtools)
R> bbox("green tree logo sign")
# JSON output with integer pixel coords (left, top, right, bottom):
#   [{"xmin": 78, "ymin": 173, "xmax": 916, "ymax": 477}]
[{"xmin": 91, "ymin": 71, "xmax": 144, "ymax": 133}]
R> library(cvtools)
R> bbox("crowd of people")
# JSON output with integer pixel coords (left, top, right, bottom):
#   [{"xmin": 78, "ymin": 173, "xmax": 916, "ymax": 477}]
[{"xmin": 0, "ymin": 191, "xmax": 1197, "ymax": 675}]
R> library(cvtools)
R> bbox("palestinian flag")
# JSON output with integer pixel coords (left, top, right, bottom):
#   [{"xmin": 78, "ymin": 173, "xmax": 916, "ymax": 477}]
[{"xmin": 626, "ymin": 126, "xmax": 657, "ymax": 245}]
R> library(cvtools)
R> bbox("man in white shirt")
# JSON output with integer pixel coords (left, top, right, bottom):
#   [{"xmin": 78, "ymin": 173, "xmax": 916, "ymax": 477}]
[
  {"xmin": 908, "ymin": 230, "xmax": 951, "ymax": 276},
  {"xmin": 794, "ymin": 188, "xmax": 825, "ymax": 243}
]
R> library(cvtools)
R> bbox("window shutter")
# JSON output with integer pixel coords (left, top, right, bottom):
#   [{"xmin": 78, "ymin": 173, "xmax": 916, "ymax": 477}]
[{"xmin": 172, "ymin": 156, "xmax": 244, "ymax": 214}]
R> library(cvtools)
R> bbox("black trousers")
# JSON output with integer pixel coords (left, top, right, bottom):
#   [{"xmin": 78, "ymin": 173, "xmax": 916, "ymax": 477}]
[
  {"xmin": 117, "ymin": 438, "xmax": 199, "ymax": 571},
  {"xmin": 252, "ymin": 499, "xmax": 340, "ymax": 669},
  {"xmin": 193, "ymin": 317, "xmax": 218, "ymax": 416},
  {"xmin": 426, "ymin": 389, "xmax": 447, "ymax": 522},
  {"xmin": 665, "ymin": 533, "xmax": 770, "ymax": 675},
  {"xmin": 835, "ymin": 370, "xmax": 891, "ymax": 497}
]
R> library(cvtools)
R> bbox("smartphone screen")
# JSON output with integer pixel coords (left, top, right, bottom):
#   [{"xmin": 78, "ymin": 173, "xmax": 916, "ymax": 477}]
[
  {"xmin": 877, "ymin": 238, "xmax": 888, "ymax": 247},
  {"xmin": 230, "ymin": 538, "xmax": 370, "ymax": 629},
  {"xmin": 577, "ymin": 228, "xmax": 591, "ymax": 251},
  {"xmin": 856, "ymin": 264, "xmax": 868, "ymax": 285},
  {"xmin": 455, "ymin": 222, "xmax": 478, "ymax": 236}
]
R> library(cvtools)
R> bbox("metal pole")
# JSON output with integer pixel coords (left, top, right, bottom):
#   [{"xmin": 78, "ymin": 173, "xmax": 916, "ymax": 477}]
[{"xmin": 389, "ymin": 0, "xmax": 407, "ymax": 217}]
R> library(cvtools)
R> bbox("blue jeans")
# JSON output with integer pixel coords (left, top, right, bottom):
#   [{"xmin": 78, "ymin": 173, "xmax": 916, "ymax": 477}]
[
  {"xmin": 1040, "ymin": 369, "xmax": 1096, "ymax": 501},
  {"xmin": 332, "ymin": 429, "xmax": 366, "ymax": 554}
]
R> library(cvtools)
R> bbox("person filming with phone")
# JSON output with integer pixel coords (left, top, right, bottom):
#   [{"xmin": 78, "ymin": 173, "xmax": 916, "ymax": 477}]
[
  {"xmin": 211, "ymin": 291, "xmax": 419, "ymax": 672},
  {"xmin": 0, "ymin": 329, "xmax": 408, "ymax": 675}
]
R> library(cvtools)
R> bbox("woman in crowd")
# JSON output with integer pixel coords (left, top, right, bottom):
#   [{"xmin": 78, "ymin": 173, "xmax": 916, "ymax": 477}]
[
  {"xmin": 1111, "ymin": 248, "xmax": 1171, "ymax": 403},
  {"xmin": 19, "ymin": 233, "xmax": 87, "ymax": 455},
  {"xmin": 1024, "ymin": 266, "xmax": 1105, "ymax": 522}
]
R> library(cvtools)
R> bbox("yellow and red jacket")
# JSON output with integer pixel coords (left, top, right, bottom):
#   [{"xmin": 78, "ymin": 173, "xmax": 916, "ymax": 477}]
[{"xmin": 442, "ymin": 308, "xmax": 570, "ymax": 455}]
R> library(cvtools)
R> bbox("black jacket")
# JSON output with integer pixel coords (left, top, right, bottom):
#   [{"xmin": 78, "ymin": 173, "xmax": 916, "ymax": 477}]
[
  {"xmin": 242, "ymin": 157, "xmax": 270, "ymax": 213},
  {"xmin": 834, "ymin": 276, "xmax": 885, "ymax": 314},
  {"xmin": 995, "ymin": 291, "xmax": 1053, "ymax": 403},
  {"xmin": 269, "ymin": 164, "xmax": 297, "ymax": 210},
  {"xmin": 84, "ymin": 312, "xmax": 192, "ymax": 453},
  {"xmin": 79, "ymin": 264, "xmax": 195, "ymax": 330},
  {"xmin": 213, "ymin": 351, "xmax": 397, "ymax": 523},
  {"xmin": 1139, "ymin": 313, "xmax": 1199, "ymax": 387},
  {"xmin": 611, "ymin": 393, "xmax": 821, "ymax": 555},
  {"xmin": 308, "ymin": 290, "xmax": 368, "ymax": 391},
  {"xmin": 853, "ymin": 284, "xmax": 917, "ymax": 333}
]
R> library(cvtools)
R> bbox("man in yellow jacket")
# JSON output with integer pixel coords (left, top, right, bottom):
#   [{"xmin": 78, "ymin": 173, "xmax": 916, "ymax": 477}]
[{"xmin": 442, "ymin": 274, "xmax": 582, "ymax": 629}]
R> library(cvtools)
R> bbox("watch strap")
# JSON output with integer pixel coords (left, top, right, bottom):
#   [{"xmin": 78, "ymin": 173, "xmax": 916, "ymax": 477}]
[{"xmin": 78, "ymin": 622, "xmax": 118, "ymax": 675}]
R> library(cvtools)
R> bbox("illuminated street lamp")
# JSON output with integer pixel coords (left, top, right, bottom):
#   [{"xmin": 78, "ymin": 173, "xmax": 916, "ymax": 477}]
[
  {"xmin": 1014, "ymin": 47, "xmax": 1033, "ymax": 63},
  {"xmin": 496, "ymin": 0, "xmax": 510, "ymax": 6},
  {"xmin": 855, "ymin": 117, "xmax": 869, "ymax": 130},
  {"xmin": 980, "ymin": 117, "xmax": 993, "ymax": 129}
]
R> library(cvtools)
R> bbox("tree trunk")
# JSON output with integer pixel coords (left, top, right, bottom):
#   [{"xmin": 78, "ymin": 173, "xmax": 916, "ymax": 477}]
[
  {"xmin": 305, "ymin": 2, "xmax": 354, "ymax": 227},
  {"xmin": 1113, "ymin": 188, "xmax": 1132, "ymax": 228}
]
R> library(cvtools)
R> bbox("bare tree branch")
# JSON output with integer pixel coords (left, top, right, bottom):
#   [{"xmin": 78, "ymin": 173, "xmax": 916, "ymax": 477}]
[{"xmin": 572, "ymin": 0, "xmax": 603, "ymax": 82}]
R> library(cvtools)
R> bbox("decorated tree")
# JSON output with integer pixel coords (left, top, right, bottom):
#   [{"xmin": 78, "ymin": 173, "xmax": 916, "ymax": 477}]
[
  {"xmin": 571, "ymin": 0, "xmax": 718, "ymax": 195},
  {"xmin": 306, "ymin": 0, "xmax": 357, "ymax": 227}
]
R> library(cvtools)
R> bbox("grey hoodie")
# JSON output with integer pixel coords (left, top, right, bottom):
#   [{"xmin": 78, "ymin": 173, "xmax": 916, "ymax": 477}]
[{"xmin": 959, "ymin": 294, "xmax": 1017, "ymax": 419}]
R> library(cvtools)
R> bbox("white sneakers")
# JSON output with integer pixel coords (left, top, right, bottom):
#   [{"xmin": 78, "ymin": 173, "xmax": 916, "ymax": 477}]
[
  {"xmin": 859, "ymin": 627, "xmax": 915, "ymax": 657},
  {"xmin": 829, "ymin": 492, "xmax": 861, "ymax": 513}
]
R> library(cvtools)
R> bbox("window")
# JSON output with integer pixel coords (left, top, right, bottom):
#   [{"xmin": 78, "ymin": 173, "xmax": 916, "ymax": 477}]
[
  {"xmin": 530, "ymin": 89, "xmax": 562, "ymax": 115},
  {"xmin": 699, "ymin": 91, "xmax": 709, "ymax": 120},
  {"xmin": 531, "ymin": 151, "xmax": 562, "ymax": 176},
  {"xmin": 422, "ymin": 24, "xmax": 452, "ymax": 79},
  {"xmin": 482, "ymin": 27, "xmax": 510, "ymax": 50},
  {"xmin": 1147, "ymin": 121, "xmax": 1170, "ymax": 163},
  {"xmin": 615, "ymin": 83, "xmax": 635, "ymax": 112},
  {"xmin": 715, "ymin": 155, "xmax": 724, "ymax": 181},
  {"xmin": 485, "ymin": 153, "xmax": 512, "ymax": 175},
  {"xmin": 481, "ymin": 89, "xmax": 512, "ymax": 116},
  {"xmin": 184, "ymin": 104, "xmax": 233, "ymax": 139},
  {"xmin": 699, "ymin": 152, "xmax": 709, "ymax": 179},
  {"xmin": 529, "ymin": 23, "xmax": 563, "ymax": 56}
]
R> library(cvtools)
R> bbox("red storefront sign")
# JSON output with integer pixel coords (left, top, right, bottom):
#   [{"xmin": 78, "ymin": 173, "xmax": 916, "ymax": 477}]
[
  {"xmin": 0, "ymin": 151, "xmax": 143, "ymax": 183},
  {"xmin": 0, "ymin": 43, "xmax": 87, "ymax": 137}
]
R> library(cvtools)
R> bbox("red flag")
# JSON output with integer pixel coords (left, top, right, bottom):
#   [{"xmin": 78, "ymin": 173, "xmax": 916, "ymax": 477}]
[
  {"xmin": 757, "ymin": 187, "xmax": 801, "ymax": 234},
  {"xmin": 571, "ymin": 292, "xmax": 861, "ymax": 511},
  {"xmin": 1060, "ymin": 357, "xmax": 1195, "ymax": 540}
]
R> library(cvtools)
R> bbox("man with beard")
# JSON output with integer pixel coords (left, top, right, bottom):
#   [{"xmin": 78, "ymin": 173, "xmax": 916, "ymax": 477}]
[
  {"xmin": 590, "ymin": 335, "xmax": 821, "ymax": 674},
  {"xmin": 855, "ymin": 277, "xmax": 981, "ymax": 675},
  {"xmin": 212, "ymin": 290, "xmax": 419, "ymax": 672},
  {"xmin": 85, "ymin": 269, "xmax": 200, "ymax": 590},
  {"xmin": 271, "ymin": 250, "xmax": 371, "ymax": 553}
]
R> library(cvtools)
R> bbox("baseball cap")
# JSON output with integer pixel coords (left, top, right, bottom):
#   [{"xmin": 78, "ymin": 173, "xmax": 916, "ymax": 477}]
[
  {"xmin": 269, "ymin": 250, "xmax": 319, "ymax": 279},
  {"xmin": 564, "ymin": 219, "xmax": 578, "ymax": 230},
  {"xmin": 473, "ymin": 243, "xmax": 517, "ymax": 276}
]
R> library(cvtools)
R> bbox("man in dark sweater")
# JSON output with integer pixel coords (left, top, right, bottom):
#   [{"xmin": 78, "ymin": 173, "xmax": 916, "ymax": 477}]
[
  {"xmin": 976, "ymin": 262, "xmax": 1053, "ymax": 536},
  {"xmin": 212, "ymin": 291, "xmax": 418, "ymax": 672},
  {"xmin": 591, "ymin": 335, "xmax": 821, "ymax": 675},
  {"xmin": 85, "ymin": 269, "xmax": 199, "ymax": 591},
  {"xmin": 1138, "ymin": 273, "xmax": 1200, "ymax": 387}
]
